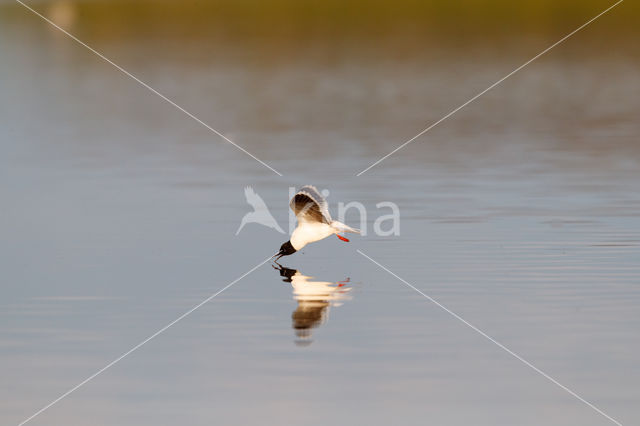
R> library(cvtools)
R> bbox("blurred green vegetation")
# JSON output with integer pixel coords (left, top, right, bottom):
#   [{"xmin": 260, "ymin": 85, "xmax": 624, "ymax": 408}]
[{"xmin": 1, "ymin": 0, "xmax": 637, "ymax": 47}]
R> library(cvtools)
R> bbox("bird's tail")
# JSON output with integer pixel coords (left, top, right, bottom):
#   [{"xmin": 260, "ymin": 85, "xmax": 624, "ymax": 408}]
[{"xmin": 331, "ymin": 221, "xmax": 361, "ymax": 234}]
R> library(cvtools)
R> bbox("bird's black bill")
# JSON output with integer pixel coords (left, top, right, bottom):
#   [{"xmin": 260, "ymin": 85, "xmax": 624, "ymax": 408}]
[{"xmin": 273, "ymin": 241, "xmax": 295, "ymax": 262}]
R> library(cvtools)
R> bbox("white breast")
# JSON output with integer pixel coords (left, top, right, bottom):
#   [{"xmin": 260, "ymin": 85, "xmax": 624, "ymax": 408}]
[{"xmin": 290, "ymin": 222, "xmax": 335, "ymax": 250}]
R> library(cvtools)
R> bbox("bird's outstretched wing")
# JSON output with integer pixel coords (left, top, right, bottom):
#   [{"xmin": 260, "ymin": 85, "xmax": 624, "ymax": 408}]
[
  {"xmin": 290, "ymin": 185, "xmax": 331, "ymax": 224},
  {"xmin": 244, "ymin": 186, "xmax": 269, "ymax": 211}
]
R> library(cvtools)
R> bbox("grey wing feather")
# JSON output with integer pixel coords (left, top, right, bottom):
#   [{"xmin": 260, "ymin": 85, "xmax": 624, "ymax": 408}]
[{"xmin": 289, "ymin": 185, "xmax": 332, "ymax": 224}]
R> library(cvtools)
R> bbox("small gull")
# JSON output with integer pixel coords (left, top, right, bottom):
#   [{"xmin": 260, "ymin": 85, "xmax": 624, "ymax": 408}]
[{"xmin": 274, "ymin": 185, "xmax": 360, "ymax": 260}]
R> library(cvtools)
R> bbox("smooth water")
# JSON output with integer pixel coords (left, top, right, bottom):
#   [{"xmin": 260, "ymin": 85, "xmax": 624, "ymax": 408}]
[{"xmin": 1, "ymin": 2, "xmax": 639, "ymax": 425}]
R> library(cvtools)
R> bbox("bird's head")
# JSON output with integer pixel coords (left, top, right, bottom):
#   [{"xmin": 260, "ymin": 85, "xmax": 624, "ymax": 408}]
[{"xmin": 274, "ymin": 240, "xmax": 296, "ymax": 260}]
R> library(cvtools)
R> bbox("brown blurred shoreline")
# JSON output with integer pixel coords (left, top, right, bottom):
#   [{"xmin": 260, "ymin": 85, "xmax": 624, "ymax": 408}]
[{"xmin": 1, "ymin": 0, "xmax": 638, "ymax": 52}]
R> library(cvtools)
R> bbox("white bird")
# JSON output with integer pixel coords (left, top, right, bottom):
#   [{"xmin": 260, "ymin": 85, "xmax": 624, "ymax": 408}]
[
  {"xmin": 274, "ymin": 185, "xmax": 359, "ymax": 259},
  {"xmin": 236, "ymin": 186, "xmax": 284, "ymax": 235}
]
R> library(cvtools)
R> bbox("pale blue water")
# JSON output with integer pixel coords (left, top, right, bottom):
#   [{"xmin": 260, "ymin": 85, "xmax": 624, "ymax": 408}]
[{"xmin": 1, "ymin": 4, "xmax": 639, "ymax": 426}]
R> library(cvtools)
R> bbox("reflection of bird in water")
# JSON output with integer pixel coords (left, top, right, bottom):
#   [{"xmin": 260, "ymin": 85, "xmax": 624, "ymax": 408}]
[
  {"xmin": 274, "ymin": 264, "xmax": 352, "ymax": 346},
  {"xmin": 236, "ymin": 186, "xmax": 285, "ymax": 235}
]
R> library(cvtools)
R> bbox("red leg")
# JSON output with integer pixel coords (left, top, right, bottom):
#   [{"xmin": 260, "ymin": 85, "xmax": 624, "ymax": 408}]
[
  {"xmin": 336, "ymin": 234, "xmax": 350, "ymax": 242},
  {"xmin": 337, "ymin": 278, "xmax": 350, "ymax": 286}
]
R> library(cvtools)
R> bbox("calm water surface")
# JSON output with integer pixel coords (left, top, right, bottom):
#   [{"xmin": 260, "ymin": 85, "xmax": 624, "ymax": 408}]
[{"xmin": 1, "ymin": 3, "xmax": 639, "ymax": 425}]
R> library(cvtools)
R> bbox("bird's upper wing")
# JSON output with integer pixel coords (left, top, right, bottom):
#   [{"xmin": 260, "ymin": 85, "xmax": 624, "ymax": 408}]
[
  {"xmin": 244, "ymin": 186, "xmax": 269, "ymax": 211},
  {"xmin": 289, "ymin": 185, "xmax": 331, "ymax": 224}
]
